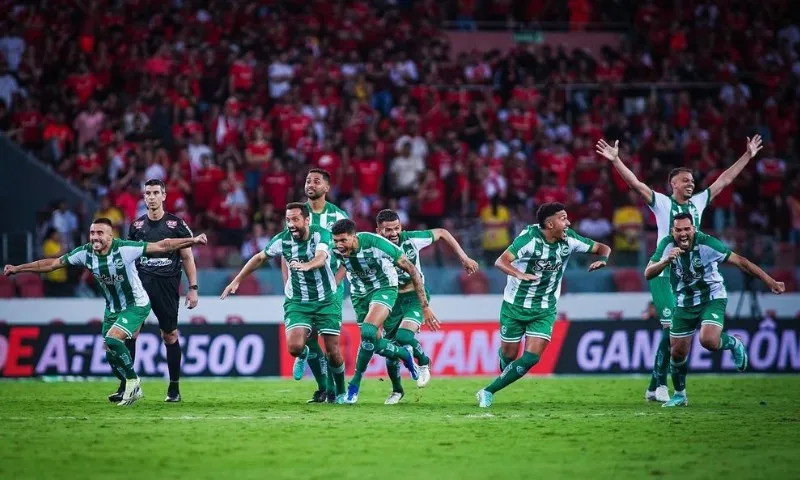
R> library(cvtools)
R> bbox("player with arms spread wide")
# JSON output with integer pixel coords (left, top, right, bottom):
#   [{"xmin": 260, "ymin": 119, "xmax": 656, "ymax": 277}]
[
  {"xmin": 222, "ymin": 203, "xmax": 348, "ymax": 403},
  {"xmin": 331, "ymin": 218, "xmax": 435, "ymax": 404},
  {"xmin": 645, "ymin": 213, "xmax": 784, "ymax": 407},
  {"xmin": 375, "ymin": 209, "xmax": 479, "ymax": 404},
  {"xmin": 476, "ymin": 203, "xmax": 611, "ymax": 408},
  {"xmin": 3, "ymin": 218, "xmax": 207, "ymax": 406},
  {"xmin": 596, "ymin": 135, "xmax": 763, "ymax": 402}
]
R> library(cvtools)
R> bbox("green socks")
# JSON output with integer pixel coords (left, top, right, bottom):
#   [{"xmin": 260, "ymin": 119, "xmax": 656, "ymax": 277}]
[
  {"xmin": 670, "ymin": 357, "xmax": 688, "ymax": 392},
  {"xmin": 330, "ymin": 361, "xmax": 346, "ymax": 395},
  {"xmin": 485, "ymin": 351, "xmax": 540, "ymax": 394},
  {"xmin": 649, "ymin": 327, "xmax": 671, "ymax": 391},
  {"xmin": 306, "ymin": 340, "xmax": 328, "ymax": 391},
  {"xmin": 498, "ymin": 348, "xmax": 514, "ymax": 372},
  {"xmin": 395, "ymin": 328, "xmax": 430, "ymax": 366},
  {"xmin": 104, "ymin": 337, "xmax": 137, "ymax": 380},
  {"xmin": 719, "ymin": 332, "xmax": 737, "ymax": 351},
  {"xmin": 386, "ymin": 359, "xmax": 403, "ymax": 393}
]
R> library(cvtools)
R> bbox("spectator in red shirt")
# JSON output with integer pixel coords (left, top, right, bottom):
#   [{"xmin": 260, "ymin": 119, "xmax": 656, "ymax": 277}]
[
  {"xmin": 208, "ymin": 181, "xmax": 249, "ymax": 247},
  {"xmin": 354, "ymin": 145, "xmax": 384, "ymax": 202},
  {"xmin": 194, "ymin": 154, "xmax": 226, "ymax": 210},
  {"xmin": 43, "ymin": 111, "xmax": 74, "ymax": 164},
  {"xmin": 244, "ymin": 128, "xmax": 273, "ymax": 193},
  {"xmin": 416, "ymin": 169, "xmax": 446, "ymax": 228},
  {"xmin": 259, "ymin": 160, "xmax": 293, "ymax": 211},
  {"xmin": 756, "ymin": 143, "xmax": 786, "ymax": 198}
]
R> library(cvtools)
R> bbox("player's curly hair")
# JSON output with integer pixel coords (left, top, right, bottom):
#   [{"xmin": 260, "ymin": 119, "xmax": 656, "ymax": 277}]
[
  {"xmin": 331, "ymin": 219, "xmax": 356, "ymax": 235},
  {"xmin": 537, "ymin": 202, "xmax": 566, "ymax": 228}
]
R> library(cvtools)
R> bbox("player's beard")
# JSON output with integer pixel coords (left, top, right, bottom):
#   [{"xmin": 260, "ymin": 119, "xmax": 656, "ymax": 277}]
[
  {"xmin": 306, "ymin": 189, "xmax": 323, "ymax": 200},
  {"xmin": 290, "ymin": 227, "xmax": 306, "ymax": 240},
  {"xmin": 91, "ymin": 239, "xmax": 107, "ymax": 251}
]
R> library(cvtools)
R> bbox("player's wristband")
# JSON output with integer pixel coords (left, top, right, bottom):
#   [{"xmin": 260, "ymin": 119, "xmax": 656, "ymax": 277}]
[
  {"xmin": 598, "ymin": 256, "xmax": 609, "ymax": 263},
  {"xmin": 189, "ymin": 285, "xmax": 199, "ymax": 290}
]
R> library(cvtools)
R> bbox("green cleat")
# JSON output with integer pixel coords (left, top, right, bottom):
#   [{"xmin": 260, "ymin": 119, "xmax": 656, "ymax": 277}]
[
  {"xmin": 732, "ymin": 335, "xmax": 748, "ymax": 372},
  {"xmin": 476, "ymin": 389, "xmax": 493, "ymax": 408},
  {"xmin": 662, "ymin": 392, "xmax": 688, "ymax": 408}
]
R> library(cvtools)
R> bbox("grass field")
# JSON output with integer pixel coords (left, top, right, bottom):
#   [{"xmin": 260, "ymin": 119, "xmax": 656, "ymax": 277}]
[{"xmin": 1, "ymin": 376, "xmax": 799, "ymax": 480}]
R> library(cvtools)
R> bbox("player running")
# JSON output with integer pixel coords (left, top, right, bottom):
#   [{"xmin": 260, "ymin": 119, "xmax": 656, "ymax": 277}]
[
  {"xmin": 119, "ymin": 178, "xmax": 199, "ymax": 403},
  {"xmin": 3, "ymin": 218, "xmax": 207, "ymax": 406},
  {"xmin": 476, "ymin": 203, "xmax": 611, "ymax": 408},
  {"xmin": 330, "ymin": 218, "xmax": 437, "ymax": 404},
  {"xmin": 596, "ymin": 135, "xmax": 763, "ymax": 402},
  {"xmin": 222, "ymin": 203, "xmax": 347, "ymax": 403},
  {"xmin": 645, "ymin": 213, "xmax": 784, "ymax": 407},
  {"xmin": 375, "ymin": 209, "xmax": 479, "ymax": 404}
]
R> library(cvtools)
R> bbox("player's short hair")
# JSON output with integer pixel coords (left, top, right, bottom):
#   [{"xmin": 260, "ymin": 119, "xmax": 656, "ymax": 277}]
[
  {"xmin": 375, "ymin": 209, "xmax": 400, "ymax": 225},
  {"xmin": 285, "ymin": 202, "xmax": 310, "ymax": 218},
  {"xmin": 331, "ymin": 219, "xmax": 356, "ymax": 236},
  {"xmin": 672, "ymin": 212, "xmax": 693, "ymax": 224},
  {"xmin": 144, "ymin": 178, "xmax": 166, "ymax": 191},
  {"xmin": 537, "ymin": 202, "xmax": 566, "ymax": 227},
  {"xmin": 307, "ymin": 168, "xmax": 331, "ymax": 184},
  {"xmin": 92, "ymin": 217, "xmax": 114, "ymax": 228},
  {"xmin": 668, "ymin": 167, "xmax": 693, "ymax": 182}
]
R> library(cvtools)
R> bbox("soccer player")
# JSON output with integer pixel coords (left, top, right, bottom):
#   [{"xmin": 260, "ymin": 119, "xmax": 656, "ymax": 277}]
[
  {"xmin": 222, "ymin": 203, "xmax": 347, "ymax": 403},
  {"xmin": 645, "ymin": 213, "xmax": 784, "ymax": 407},
  {"xmin": 330, "ymin": 218, "xmax": 437, "ymax": 404},
  {"xmin": 476, "ymin": 203, "xmax": 611, "ymax": 408},
  {"xmin": 117, "ymin": 178, "xmax": 198, "ymax": 403},
  {"xmin": 596, "ymin": 135, "xmax": 763, "ymax": 402},
  {"xmin": 3, "ymin": 218, "xmax": 207, "ymax": 406},
  {"xmin": 375, "ymin": 209, "xmax": 479, "ymax": 404},
  {"xmin": 290, "ymin": 168, "xmax": 350, "ymax": 403}
]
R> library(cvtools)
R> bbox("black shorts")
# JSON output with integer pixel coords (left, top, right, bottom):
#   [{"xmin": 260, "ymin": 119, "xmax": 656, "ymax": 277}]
[{"xmin": 139, "ymin": 274, "xmax": 180, "ymax": 333}]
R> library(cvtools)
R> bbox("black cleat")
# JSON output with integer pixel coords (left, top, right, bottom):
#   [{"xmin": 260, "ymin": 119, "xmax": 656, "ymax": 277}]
[
  {"xmin": 108, "ymin": 383, "xmax": 125, "ymax": 403},
  {"xmin": 326, "ymin": 391, "xmax": 336, "ymax": 404},
  {"xmin": 306, "ymin": 390, "xmax": 327, "ymax": 403},
  {"xmin": 164, "ymin": 382, "xmax": 181, "ymax": 402}
]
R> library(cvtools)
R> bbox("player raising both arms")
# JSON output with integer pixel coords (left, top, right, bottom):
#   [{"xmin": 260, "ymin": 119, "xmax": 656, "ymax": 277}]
[
  {"xmin": 222, "ymin": 203, "xmax": 347, "ymax": 403},
  {"xmin": 645, "ymin": 213, "xmax": 784, "ymax": 407},
  {"xmin": 375, "ymin": 209, "xmax": 479, "ymax": 404},
  {"xmin": 331, "ymin": 219, "xmax": 436, "ymax": 404},
  {"xmin": 596, "ymin": 135, "xmax": 763, "ymax": 402},
  {"xmin": 476, "ymin": 203, "xmax": 611, "ymax": 408},
  {"xmin": 3, "ymin": 218, "xmax": 207, "ymax": 406}
]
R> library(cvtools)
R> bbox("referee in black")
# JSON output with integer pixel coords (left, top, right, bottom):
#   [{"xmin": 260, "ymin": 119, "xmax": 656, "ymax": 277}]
[{"xmin": 110, "ymin": 178, "xmax": 199, "ymax": 403}]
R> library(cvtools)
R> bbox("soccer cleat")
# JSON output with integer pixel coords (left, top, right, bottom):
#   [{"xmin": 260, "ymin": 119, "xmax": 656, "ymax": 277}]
[
  {"xmin": 662, "ymin": 392, "xmax": 688, "ymax": 408},
  {"xmin": 401, "ymin": 345, "xmax": 419, "ymax": 381},
  {"xmin": 476, "ymin": 389, "xmax": 493, "ymax": 408},
  {"xmin": 325, "ymin": 391, "xmax": 336, "ymax": 404},
  {"xmin": 345, "ymin": 384, "xmax": 360, "ymax": 404},
  {"xmin": 732, "ymin": 335, "xmax": 748, "ymax": 372},
  {"xmin": 292, "ymin": 354, "xmax": 307, "ymax": 381},
  {"xmin": 645, "ymin": 386, "xmax": 670, "ymax": 402},
  {"xmin": 306, "ymin": 390, "xmax": 327, "ymax": 404},
  {"xmin": 118, "ymin": 378, "xmax": 143, "ymax": 406},
  {"xmin": 108, "ymin": 382, "xmax": 125, "ymax": 403},
  {"xmin": 334, "ymin": 393, "xmax": 347, "ymax": 405},
  {"xmin": 416, "ymin": 364, "xmax": 431, "ymax": 388},
  {"xmin": 164, "ymin": 383, "xmax": 181, "ymax": 403},
  {"xmin": 384, "ymin": 391, "xmax": 404, "ymax": 405}
]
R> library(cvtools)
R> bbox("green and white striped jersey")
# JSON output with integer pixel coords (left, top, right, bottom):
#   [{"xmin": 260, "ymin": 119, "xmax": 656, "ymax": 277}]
[
  {"xmin": 651, "ymin": 231, "xmax": 731, "ymax": 307},
  {"xmin": 264, "ymin": 225, "xmax": 337, "ymax": 303},
  {"xmin": 334, "ymin": 232, "xmax": 404, "ymax": 297},
  {"xmin": 503, "ymin": 226, "xmax": 595, "ymax": 310},
  {"xmin": 648, "ymin": 190, "xmax": 709, "ymax": 277},
  {"xmin": 61, "ymin": 239, "xmax": 150, "ymax": 313},
  {"xmin": 307, "ymin": 201, "xmax": 349, "ymax": 230},
  {"xmin": 394, "ymin": 230, "xmax": 435, "ymax": 288}
]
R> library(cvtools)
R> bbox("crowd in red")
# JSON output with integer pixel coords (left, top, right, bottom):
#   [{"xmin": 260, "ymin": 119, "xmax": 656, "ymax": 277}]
[{"xmin": 1, "ymin": 0, "xmax": 799, "ymax": 259}]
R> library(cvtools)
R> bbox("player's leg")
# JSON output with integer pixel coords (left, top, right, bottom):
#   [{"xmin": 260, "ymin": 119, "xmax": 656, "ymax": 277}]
[
  {"xmin": 697, "ymin": 299, "xmax": 747, "ymax": 371},
  {"xmin": 382, "ymin": 302, "xmax": 406, "ymax": 403},
  {"xmin": 108, "ymin": 304, "xmax": 150, "ymax": 406},
  {"xmin": 476, "ymin": 302, "xmax": 531, "ymax": 407},
  {"xmin": 393, "ymin": 290, "xmax": 432, "ymax": 387},
  {"xmin": 663, "ymin": 306, "xmax": 697, "ymax": 407},
  {"xmin": 302, "ymin": 328, "xmax": 329, "ymax": 399},
  {"xmin": 646, "ymin": 277, "xmax": 674, "ymax": 402},
  {"xmin": 317, "ymin": 300, "xmax": 346, "ymax": 403},
  {"xmin": 104, "ymin": 311, "xmax": 128, "ymax": 402},
  {"xmin": 152, "ymin": 275, "xmax": 182, "ymax": 402},
  {"xmin": 284, "ymin": 302, "xmax": 325, "ymax": 398}
]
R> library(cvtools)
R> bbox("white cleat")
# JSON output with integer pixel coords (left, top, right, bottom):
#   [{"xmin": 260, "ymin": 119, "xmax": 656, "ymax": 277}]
[
  {"xmin": 645, "ymin": 386, "xmax": 670, "ymax": 402},
  {"xmin": 118, "ymin": 377, "xmax": 143, "ymax": 406},
  {"xmin": 384, "ymin": 391, "xmax": 404, "ymax": 405},
  {"xmin": 416, "ymin": 364, "xmax": 431, "ymax": 388}
]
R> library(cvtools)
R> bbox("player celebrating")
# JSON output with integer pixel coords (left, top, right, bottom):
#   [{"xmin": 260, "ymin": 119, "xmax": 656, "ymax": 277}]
[
  {"xmin": 645, "ymin": 213, "xmax": 784, "ymax": 407},
  {"xmin": 3, "ymin": 218, "xmax": 207, "ymax": 406},
  {"xmin": 596, "ymin": 135, "xmax": 763, "ymax": 402},
  {"xmin": 222, "ymin": 203, "xmax": 347, "ymax": 403},
  {"xmin": 330, "ymin": 218, "xmax": 437, "ymax": 404},
  {"xmin": 476, "ymin": 203, "xmax": 611, "ymax": 408},
  {"xmin": 119, "ymin": 178, "xmax": 199, "ymax": 403},
  {"xmin": 375, "ymin": 209, "xmax": 479, "ymax": 404}
]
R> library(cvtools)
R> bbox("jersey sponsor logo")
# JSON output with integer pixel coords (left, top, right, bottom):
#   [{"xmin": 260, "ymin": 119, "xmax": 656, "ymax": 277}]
[
  {"xmin": 139, "ymin": 257, "xmax": 173, "ymax": 267},
  {"xmin": 95, "ymin": 273, "xmax": 125, "ymax": 285},
  {"xmin": 166, "ymin": 220, "xmax": 178, "ymax": 228},
  {"xmin": 132, "ymin": 220, "xmax": 144, "ymax": 229},
  {"xmin": 351, "ymin": 270, "xmax": 378, "ymax": 279},
  {"xmin": 532, "ymin": 259, "xmax": 563, "ymax": 272}
]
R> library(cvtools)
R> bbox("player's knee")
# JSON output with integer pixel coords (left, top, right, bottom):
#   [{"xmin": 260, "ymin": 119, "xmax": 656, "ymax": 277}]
[
  {"xmin": 500, "ymin": 344, "xmax": 518, "ymax": 360},
  {"xmin": 699, "ymin": 332, "xmax": 719, "ymax": 351},
  {"xmin": 161, "ymin": 329, "xmax": 179, "ymax": 345},
  {"xmin": 671, "ymin": 344, "xmax": 689, "ymax": 360},
  {"xmin": 287, "ymin": 341, "xmax": 306, "ymax": 357},
  {"xmin": 395, "ymin": 328, "xmax": 414, "ymax": 346},
  {"xmin": 327, "ymin": 350, "xmax": 344, "ymax": 367}
]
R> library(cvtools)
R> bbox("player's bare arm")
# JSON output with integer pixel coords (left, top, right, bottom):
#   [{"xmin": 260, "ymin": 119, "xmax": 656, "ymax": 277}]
[
  {"xmin": 494, "ymin": 250, "xmax": 538, "ymax": 281},
  {"xmin": 595, "ymin": 139, "xmax": 653, "ymax": 205},
  {"xmin": 289, "ymin": 249, "xmax": 329, "ymax": 272},
  {"xmin": 431, "ymin": 228, "xmax": 479, "ymax": 274},
  {"xmin": 396, "ymin": 255, "xmax": 440, "ymax": 331},
  {"xmin": 644, "ymin": 248, "xmax": 683, "ymax": 280},
  {"xmin": 146, "ymin": 234, "xmax": 207, "ymax": 254},
  {"xmin": 726, "ymin": 252, "xmax": 785, "ymax": 294},
  {"xmin": 280, "ymin": 257, "xmax": 289, "ymax": 285},
  {"xmin": 707, "ymin": 135, "xmax": 763, "ymax": 201},
  {"xmin": 221, "ymin": 251, "xmax": 267, "ymax": 299},
  {"xmin": 588, "ymin": 241, "xmax": 612, "ymax": 272},
  {"xmin": 335, "ymin": 264, "xmax": 346, "ymax": 286},
  {"xmin": 180, "ymin": 247, "xmax": 199, "ymax": 309},
  {"xmin": 4, "ymin": 256, "xmax": 66, "ymax": 275}
]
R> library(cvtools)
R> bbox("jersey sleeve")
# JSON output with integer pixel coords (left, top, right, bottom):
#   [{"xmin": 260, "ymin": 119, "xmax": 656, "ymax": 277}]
[
  {"xmin": 506, "ymin": 229, "xmax": 533, "ymax": 259},
  {"xmin": 648, "ymin": 190, "xmax": 672, "ymax": 214},
  {"xmin": 698, "ymin": 232, "xmax": 731, "ymax": 264},
  {"xmin": 337, "ymin": 207, "xmax": 350, "ymax": 220},
  {"xmin": 118, "ymin": 240, "xmax": 147, "ymax": 264},
  {"xmin": 406, "ymin": 230, "xmax": 435, "ymax": 250},
  {"xmin": 371, "ymin": 233, "xmax": 404, "ymax": 262},
  {"xmin": 312, "ymin": 229, "xmax": 331, "ymax": 256},
  {"xmin": 566, "ymin": 229, "xmax": 595, "ymax": 254},
  {"xmin": 127, "ymin": 222, "xmax": 137, "ymax": 240},
  {"xmin": 691, "ymin": 189, "xmax": 711, "ymax": 212},
  {"xmin": 60, "ymin": 244, "xmax": 89, "ymax": 267},
  {"xmin": 650, "ymin": 237, "xmax": 672, "ymax": 263},
  {"xmin": 175, "ymin": 218, "xmax": 193, "ymax": 239},
  {"xmin": 263, "ymin": 231, "xmax": 285, "ymax": 258}
]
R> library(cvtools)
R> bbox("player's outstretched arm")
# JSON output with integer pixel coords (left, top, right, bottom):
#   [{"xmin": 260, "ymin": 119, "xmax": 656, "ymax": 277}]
[
  {"xmin": 595, "ymin": 139, "xmax": 653, "ymax": 205},
  {"xmin": 708, "ymin": 135, "xmax": 762, "ymax": 201},
  {"xmin": 494, "ymin": 250, "xmax": 538, "ymax": 281},
  {"xmin": 587, "ymin": 241, "xmax": 612, "ymax": 272},
  {"xmin": 221, "ymin": 251, "xmax": 268, "ymax": 299},
  {"xmin": 396, "ymin": 255, "xmax": 440, "ymax": 331},
  {"xmin": 431, "ymin": 228, "xmax": 479, "ymax": 274},
  {"xmin": 644, "ymin": 247, "xmax": 683, "ymax": 280},
  {"xmin": 4, "ymin": 257, "xmax": 65, "ymax": 275},
  {"xmin": 726, "ymin": 252, "xmax": 785, "ymax": 294},
  {"xmin": 289, "ymin": 249, "xmax": 329, "ymax": 272},
  {"xmin": 146, "ymin": 234, "xmax": 207, "ymax": 254}
]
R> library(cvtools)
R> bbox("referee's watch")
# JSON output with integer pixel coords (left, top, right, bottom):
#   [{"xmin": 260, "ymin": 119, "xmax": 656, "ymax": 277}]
[{"xmin": 188, "ymin": 285, "xmax": 199, "ymax": 291}]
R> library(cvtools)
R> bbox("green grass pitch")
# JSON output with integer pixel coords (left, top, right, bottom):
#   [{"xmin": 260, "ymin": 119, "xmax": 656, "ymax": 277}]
[{"xmin": 1, "ymin": 376, "xmax": 799, "ymax": 480}]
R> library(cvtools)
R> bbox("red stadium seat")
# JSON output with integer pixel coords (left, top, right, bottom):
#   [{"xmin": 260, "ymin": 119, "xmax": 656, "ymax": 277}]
[
  {"xmin": 775, "ymin": 243, "xmax": 797, "ymax": 267},
  {"xmin": 0, "ymin": 276, "xmax": 15, "ymax": 298},
  {"xmin": 15, "ymin": 273, "xmax": 42, "ymax": 286},
  {"xmin": 459, "ymin": 270, "xmax": 489, "ymax": 294},
  {"xmin": 613, "ymin": 268, "xmax": 645, "ymax": 292},
  {"xmin": 770, "ymin": 269, "xmax": 797, "ymax": 292},
  {"xmin": 192, "ymin": 247, "xmax": 215, "ymax": 268},
  {"xmin": 19, "ymin": 282, "xmax": 44, "ymax": 298}
]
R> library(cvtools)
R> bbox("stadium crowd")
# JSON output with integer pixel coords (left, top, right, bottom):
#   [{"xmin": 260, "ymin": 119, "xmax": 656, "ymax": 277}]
[{"xmin": 0, "ymin": 0, "xmax": 798, "ymax": 277}]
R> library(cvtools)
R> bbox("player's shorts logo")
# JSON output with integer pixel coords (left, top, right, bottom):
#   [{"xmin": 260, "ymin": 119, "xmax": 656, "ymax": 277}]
[
  {"xmin": 711, "ymin": 313, "xmax": 719, "ymax": 319},
  {"xmin": 501, "ymin": 326, "xmax": 507, "ymax": 335}
]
